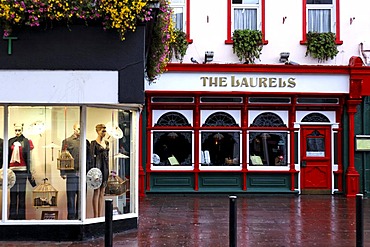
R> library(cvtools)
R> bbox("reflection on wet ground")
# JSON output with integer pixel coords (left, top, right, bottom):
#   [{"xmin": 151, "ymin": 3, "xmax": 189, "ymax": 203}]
[{"xmin": 2, "ymin": 194, "xmax": 370, "ymax": 246}]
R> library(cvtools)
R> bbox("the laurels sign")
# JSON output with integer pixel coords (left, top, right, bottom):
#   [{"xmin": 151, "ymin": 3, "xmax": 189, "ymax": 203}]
[
  {"xmin": 2, "ymin": 36, "xmax": 17, "ymax": 55},
  {"xmin": 200, "ymin": 76, "xmax": 297, "ymax": 88}
]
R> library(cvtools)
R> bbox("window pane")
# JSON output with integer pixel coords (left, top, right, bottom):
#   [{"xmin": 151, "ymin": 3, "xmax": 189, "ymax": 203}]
[
  {"xmin": 308, "ymin": 9, "xmax": 331, "ymax": 32},
  {"xmin": 307, "ymin": 0, "xmax": 332, "ymax": 4},
  {"xmin": 86, "ymin": 108, "xmax": 132, "ymax": 218},
  {"xmin": 249, "ymin": 132, "xmax": 287, "ymax": 166},
  {"xmin": 233, "ymin": 0, "xmax": 259, "ymax": 3},
  {"xmin": 201, "ymin": 132, "xmax": 240, "ymax": 166},
  {"xmin": 234, "ymin": 8, "xmax": 257, "ymax": 30},
  {"xmin": 172, "ymin": 7, "xmax": 184, "ymax": 31},
  {"xmin": 7, "ymin": 106, "xmax": 80, "ymax": 220},
  {"xmin": 152, "ymin": 131, "xmax": 192, "ymax": 166}
]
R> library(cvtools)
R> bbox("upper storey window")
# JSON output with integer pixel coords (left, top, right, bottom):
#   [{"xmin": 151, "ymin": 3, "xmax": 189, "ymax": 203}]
[
  {"xmin": 232, "ymin": 0, "xmax": 260, "ymax": 31},
  {"xmin": 171, "ymin": 0, "xmax": 185, "ymax": 31},
  {"xmin": 301, "ymin": 0, "xmax": 342, "ymax": 44},
  {"xmin": 307, "ymin": 0, "xmax": 334, "ymax": 33},
  {"xmin": 170, "ymin": 0, "xmax": 192, "ymax": 42},
  {"xmin": 226, "ymin": 0, "xmax": 266, "ymax": 44}
]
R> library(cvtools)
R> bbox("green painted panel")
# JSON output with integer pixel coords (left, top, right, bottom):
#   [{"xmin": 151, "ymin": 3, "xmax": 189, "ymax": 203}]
[
  {"xmin": 247, "ymin": 173, "xmax": 290, "ymax": 189},
  {"xmin": 199, "ymin": 174, "xmax": 242, "ymax": 189},
  {"xmin": 150, "ymin": 173, "xmax": 194, "ymax": 190}
]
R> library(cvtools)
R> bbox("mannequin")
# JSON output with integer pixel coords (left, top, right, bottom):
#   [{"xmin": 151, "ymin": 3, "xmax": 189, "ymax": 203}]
[
  {"xmin": 61, "ymin": 123, "xmax": 91, "ymax": 220},
  {"xmin": 90, "ymin": 124, "xmax": 109, "ymax": 217},
  {"xmin": 8, "ymin": 123, "xmax": 32, "ymax": 220}
]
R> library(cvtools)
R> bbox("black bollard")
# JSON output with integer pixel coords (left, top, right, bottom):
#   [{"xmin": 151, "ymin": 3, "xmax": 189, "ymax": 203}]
[
  {"xmin": 105, "ymin": 199, "xmax": 113, "ymax": 247},
  {"xmin": 229, "ymin": 195, "xmax": 237, "ymax": 247},
  {"xmin": 356, "ymin": 194, "xmax": 364, "ymax": 247}
]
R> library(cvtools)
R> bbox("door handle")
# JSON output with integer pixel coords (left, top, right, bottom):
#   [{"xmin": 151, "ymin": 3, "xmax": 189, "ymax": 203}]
[{"xmin": 301, "ymin": 160, "xmax": 306, "ymax": 168}]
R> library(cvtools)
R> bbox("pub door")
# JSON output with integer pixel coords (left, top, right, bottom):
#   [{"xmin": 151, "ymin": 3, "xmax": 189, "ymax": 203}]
[{"xmin": 300, "ymin": 126, "xmax": 332, "ymax": 194}]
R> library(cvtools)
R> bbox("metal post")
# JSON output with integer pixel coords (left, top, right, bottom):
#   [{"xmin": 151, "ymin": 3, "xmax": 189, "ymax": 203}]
[
  {"xmin": 356, "ymin": 194, "xmax": 363, "ymax": 247},
  {"xmin": 229, "ymin": 195, "xmax": 237, "ymax": 247},
  {"xmin": 105, "ymin": 199, "xmax": 113, "ymax": 247}
]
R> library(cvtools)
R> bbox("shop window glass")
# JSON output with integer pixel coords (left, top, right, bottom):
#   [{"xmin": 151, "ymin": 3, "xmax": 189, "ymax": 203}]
[
  {"xmin": 203, "ymin": 112, "xmax": 238, "ymax": 127},
  {"xmin": 0, "ymin": 107, "xmax": 4, "ymax": 220},
  {"xmin": 5, "ymin": 106, "xmax": 80, "ymax": 220},
  {"xmin": 155, "ymin": 112, "xmax": 191, "ymax": 127},
  {"xmin": 306, "ymin": 130, "xmax": 325, "ymax": 157},
  {"xmin": 201, "ymin": 131, "xmax": 240, "ymax": 166},
  {"xmin": 249, "ymin": 132, "xmax": 287, "ymax": 166},
  {"xmin": 250, "ymin": 112, "xmax": 286, "ymax": 127},
  {"xmin": 86, "ymin": 107, "xmax": 132, "ymax": 218},
  {"xmin": 152, "ymin": 131, "xmax": 192, "ymax": 166}
]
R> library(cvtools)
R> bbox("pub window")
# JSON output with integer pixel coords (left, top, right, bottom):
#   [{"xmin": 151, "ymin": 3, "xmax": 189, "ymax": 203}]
[
  {"xmin": 200, "ymin": 97, "xmax": 243, "ymax": 103},
  {"xmin": 249, "ymin": 132, "xmax": 288, "ymax": 166},
  {"xmin": 152, "ymin": 131, "xmax": 192, "ymax": 166},
  {"xmin": 297, "ymin": 98, "xmax": 339, "ymax": 104},
  {"xmin": 151, "ymin": 97, "xmax": 194, "ymax": 103},
  {"xmin": 200, "ymin": 112, "xmax": 240, "ymax": 166},
  {"xmin": 249, "ymin": 97, "xmax": 291, "ymax": 104},
  {"xmin": 249, "ymin": 112, "xmax": 288, "ymax": 166},
  {"xmin": 302, "ymin": 113, "xmax": 330, "ymax": 122},
  {"xmin": 152, "ymin": 111, "xmax": 192, "ymax": 167}
]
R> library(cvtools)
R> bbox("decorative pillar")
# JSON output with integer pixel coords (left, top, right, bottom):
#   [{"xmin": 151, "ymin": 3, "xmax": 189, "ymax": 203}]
[{"xmin": 346, "ymin": 99, "xmax": 362, "ymax": 197}]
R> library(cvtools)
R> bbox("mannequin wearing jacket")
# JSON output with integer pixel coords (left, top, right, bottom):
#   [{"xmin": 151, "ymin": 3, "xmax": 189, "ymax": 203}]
[{"xmin": 8, "ymin": 123, "xmax": 32, "ymax": 220}]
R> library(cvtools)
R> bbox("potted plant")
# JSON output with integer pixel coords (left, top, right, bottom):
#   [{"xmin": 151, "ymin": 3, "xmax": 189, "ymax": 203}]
[
  {"xmin": 232, "ymin": 29, "xmax": 263, "ymax": 64},
  {"xmin": 169, "ymin": 29, "xmax": 189, "ymax": 63},
  {"xmin": 305, "ymin": 31, "xmax": 339, "ymax": 62}
]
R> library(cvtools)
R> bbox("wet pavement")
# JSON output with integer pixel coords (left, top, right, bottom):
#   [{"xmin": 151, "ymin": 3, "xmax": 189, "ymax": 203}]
[{"xmin": 1, "ymin": 194, "xmax": 370, "ymax": 246}]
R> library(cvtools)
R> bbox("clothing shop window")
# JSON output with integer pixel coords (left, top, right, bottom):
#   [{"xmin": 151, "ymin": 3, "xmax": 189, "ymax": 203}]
[
  {"xmin": 86, "ymin": 107, "xmax": 132, "ymax": 219},
  {"xmin": 0, "ymin": 106, "xmax": 4, "ymax": 220},
  {"xmin": 301, "ymin": 0, "xmax": 342, "ymax": 45},
  {"xmin": 151, "ymin": 111, "xmax": 193, "ymax": 168},
  {"xmin": 4, "ymin": 106, "xmax": 80, "ymax": 221},
  {"xmin": 248, "ymin": 112, "xmax": 288, "ymax": 167},
  {"xmin": 226, "ymin": 0, "xmax": 267, "ymax": 44},
  {"xmin": 200, "ymin": 111, "xmax": 240, "ymax": 167},
  {"xmin": 170, "ymin": 0, "xmax": 192, "ymax": 42}
]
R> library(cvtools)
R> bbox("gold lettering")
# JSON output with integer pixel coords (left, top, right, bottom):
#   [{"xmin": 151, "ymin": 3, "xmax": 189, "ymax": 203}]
[
  {"xmin": 259, "ymin": 77, "xmax": 268, "ymax": 87},
  {"xmin": 249, "ymin": 78, "xmax": 257, "ymax": 87},
  {"xmin": 200, "ymin": 77, "xmax": 208, "ymax": 87},
  {"xmin": 231, "ymin": 76, "xmax": 239, "ymax": 87},
  {"xmin": 287, "ymin": 77, "xmax": 296, "ymax": 88},
  {"xmin": 209, "ymin": 77, "xmax": 217, "ymax": 87},
  {"xmin": 219, "ymin": 77, "xmax": 227, "ymax": 87},
  {"xmin": 241, "ymin": 77, "xmax": 249, "ymax": 87},
  {"xmin": 278, "ymin": 78, "xmax": 286, "ymax": 87}
]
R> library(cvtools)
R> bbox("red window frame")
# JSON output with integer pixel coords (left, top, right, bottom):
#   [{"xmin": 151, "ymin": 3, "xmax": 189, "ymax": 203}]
[
  {"xmin": 225, "ymin": 0, "xmax": 268, "ymax": 45},
  {"xmin": 300, "ymin": 0, "xmax": 342, "ymax": 45}
]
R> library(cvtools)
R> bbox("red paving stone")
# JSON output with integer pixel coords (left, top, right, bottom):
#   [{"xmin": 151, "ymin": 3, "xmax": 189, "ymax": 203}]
[{"xmin": 0, "ymin": 194, "xmax": 370, "ymax": 246}]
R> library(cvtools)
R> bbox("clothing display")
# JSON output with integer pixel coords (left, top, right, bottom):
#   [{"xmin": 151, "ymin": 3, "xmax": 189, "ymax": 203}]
[
  {"xmin": 90, "ymin": 140, "xmax": 109, "ymax": 185},
  {"xmin": 8, "ymin": 135, "xmax": 31, "ymax": 220},
  {"xmin": 61, "ymin": 134, "xmax": 91, "ymax": 220}
]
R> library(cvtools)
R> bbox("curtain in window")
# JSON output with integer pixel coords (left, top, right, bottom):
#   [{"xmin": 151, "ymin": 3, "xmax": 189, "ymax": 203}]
[
  {"xmin": 308, "ymin": 9, "xmax": 331, "ymax": 32},
  {"xmin": 234, "ymin": 8, "xmax": 257, "ymax": 30},
  {"xmin": 172, "ymin": 7, "xmax": 184, "ymax": 31}
]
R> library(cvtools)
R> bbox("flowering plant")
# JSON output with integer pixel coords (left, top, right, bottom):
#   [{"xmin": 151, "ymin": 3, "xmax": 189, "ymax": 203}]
[
  {"xmin": 0, "ymin": 0, "xmax": 174, "ymax": 82},
  {"xmin": 0, "ymin": 0, "xmax": 153, "ymax": 39},
  {"xmin": 146, "ymin": 0, "xmax": 174, "ymax": 82}
]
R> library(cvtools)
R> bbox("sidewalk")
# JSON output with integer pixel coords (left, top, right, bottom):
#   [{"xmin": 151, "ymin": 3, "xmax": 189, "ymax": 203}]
[{"xmin": 1, "ymin": 194, "xmax": 369, "ymax": 246}]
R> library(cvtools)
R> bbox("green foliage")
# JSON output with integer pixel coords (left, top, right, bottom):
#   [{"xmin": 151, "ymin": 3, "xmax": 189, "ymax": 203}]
[
  {"xmin": 305, "ymin": 32, "xmax": 339, "ymax": 62},
  {"xmin": 169, "ymin": 29, "xmax": 189, "ymax": 63},
  {"xmin": 232, "ymin": 29, "xmax": 263, "ymax": 64}
]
